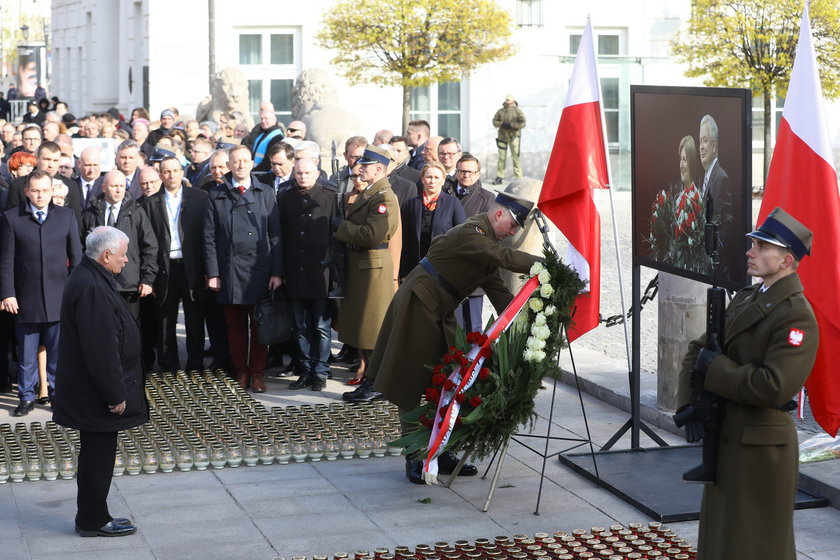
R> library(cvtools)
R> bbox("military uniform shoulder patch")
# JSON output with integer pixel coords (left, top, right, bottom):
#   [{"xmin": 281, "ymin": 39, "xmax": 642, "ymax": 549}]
[
  {"xmin": 474, "ymin": 226, "xmax": 485, "ymax": 235},
  {"xmin": 377, "ymin": 204, "xmax": 387, "ymax": 214},
  {"xmin": 788, "ymin": 328, "xmax": 804, "ymax": 347}
]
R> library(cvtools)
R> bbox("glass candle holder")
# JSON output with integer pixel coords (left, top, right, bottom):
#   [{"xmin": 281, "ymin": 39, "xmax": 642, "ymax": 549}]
[
  {"xmin": 339, "ymin": 438, "xmax": 356, "ymax": 459},
  {"xmin": 9, "ymin": 456, "xmax": 26, "ymax": 483},
  {"xmin": 291, "ymin": 441, "xmax": 308, "ymax": 463},
  {"xmin": 308, "ymin": 440, "xmax": 325, "ymax": 462},
  {"xmin": 324, "ymin": 438, "xmax": 340, "ymax": 461},
  {"xmin": 355, "ymin": 437, "xmax": 373, "ymax": 459},
  {"xmin": 257, "ymin": 439, "xmax": 275, "ymax": 465},
  {"xmin": 125, "ymin": 449, "xmax": 142, "ymax": 476},
  {"xmin": 242, "ymin": 440, "xmax": 259, "ymax": 467},
  {"xmin": 276, "ymin": 441, "xmax": 291, "ymax": 465},
  {"xmin": 158, "ymin": 448, "xmax": 177, "ymax": 473},
  {"xmin": 209, "ymin": 445, "xmax": 227, "ymax": 469},
  {"xmin": 0, "ymin": 461, "xmax": 9, "ymax": 484},
  {"xmin": 176, "ymin": 447, "xmax": 194, "ymax": 472},
  {"xmin": 192, "ymin": 446, "xmax": 210, "ymax": 471},
  {"xmin": 25, "ymin": 454, "xmax": 42, "ymax": 481},
  {"xmin": 225, "ymin": 443, "xmax": 243, "ymax": 468}
]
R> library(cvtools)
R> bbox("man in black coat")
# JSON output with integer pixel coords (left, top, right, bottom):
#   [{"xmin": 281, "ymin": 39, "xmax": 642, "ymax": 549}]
[
  {"xmin": 53, "ymin": 226, "xmax": 146, "ymax": 538},
  {"xmin": 258, "ymin": 141, "xmax": 294, "ymax": 195},
  {"xmin": 205, "ymin": 145, "xmax": 282, "ymax": 392},
  {"xmin": 279, "ymin": 158, "xmax": 337, "ymax": 391},
  {"xmin": 0, "ymin": 169, "xmax": 83, "ymax": 416},
  {"xmin": 74, "ymin": 146, "xmax": 104, "ymax": 211},
  {"xmin": 144, "ymin": 158, "xmax": 210, "ymax": 373},
  {"xmin": 80, "ymin": 170, "xmax": 158, "ymax": 319}
]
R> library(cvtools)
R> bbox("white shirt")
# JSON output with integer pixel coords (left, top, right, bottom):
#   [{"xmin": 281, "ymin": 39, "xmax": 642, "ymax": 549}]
[
  {"xmin": 105, "ymin": 201, "xmax": 122, "ymax": 225},
  {"xmin": 29, "ymin": 202, "xmax": 48, "ymax": 221},
  {"xmin": 164, "ymin": 188, "xmax": 183, "ymax": 259},
  {"xmin": 703, "ymin": 158, "xmax": 719, "ymax": 192}
]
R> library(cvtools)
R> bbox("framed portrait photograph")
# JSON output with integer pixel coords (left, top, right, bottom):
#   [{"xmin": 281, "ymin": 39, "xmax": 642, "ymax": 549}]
[{"xmin": 631, "ymin": 85, "xmax": 751, "ymax": 291}]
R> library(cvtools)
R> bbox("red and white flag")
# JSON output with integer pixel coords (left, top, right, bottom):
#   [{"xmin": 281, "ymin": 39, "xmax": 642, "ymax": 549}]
[
  {"xmin": 759, "ymin": 5, "xmax": 840, "ymax": 436},
  {"xmin": 538, "ymin": 17, "xmax": 610, "ymax": 341}
]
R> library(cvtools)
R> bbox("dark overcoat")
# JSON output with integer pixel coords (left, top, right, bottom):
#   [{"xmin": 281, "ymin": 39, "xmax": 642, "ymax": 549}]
[
  {"xmin": 443, "ymin": 180, "xmax": 494, "ymax": 217},
  {"xmin": 399, "ymin": 192, "xmax": 466, "ymax": 278},
  {"xmin": 678, "ymin": 273, "xmax": 818, "ymax": 560},
  {"xmin": 145, "ymin": 186, "xmax": 209, "ymax": 305},
  {"xmin": 80, "ymin": 195, "xmax": 159, "ymax": 293},
  {"xmin": 52, "ymin": 256, "xmax": 149, "ymax": 432},
  {"xmin": 369, "ymin": 213, "xmax": 539, "ymax": 410},
  {"xmin": 335, "ymin": 177, "xmax": 399, "ymax": 349},
  {"xmin": 204, "ymin": 173, "xmax": 283, "ymax": 305},
  {"xmin": 278, "ymin": 181, "xmax": 337, "ymax": 299},
  {"xmin": 0, "ymin": 203, "xmax": 82, "ymax": 323}
]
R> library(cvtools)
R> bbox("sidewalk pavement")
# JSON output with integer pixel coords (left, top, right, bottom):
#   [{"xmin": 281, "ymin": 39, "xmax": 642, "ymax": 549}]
[{"xmin": 1, "ymin": 355, "xmax": 839, "ymax": 559}]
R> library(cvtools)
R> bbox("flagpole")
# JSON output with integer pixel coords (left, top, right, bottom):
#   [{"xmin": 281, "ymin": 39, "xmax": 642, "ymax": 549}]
[{"xmin": 588, "ymin": 16, "xmax": 632, "ymax": 376}]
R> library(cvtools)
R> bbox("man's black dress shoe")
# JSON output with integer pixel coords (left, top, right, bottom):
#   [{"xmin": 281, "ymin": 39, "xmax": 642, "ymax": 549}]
[
  {"xmin": 405, "ymin": 457, "xmax": 425, "ymax": 484},
  {"xmin": 37, "ymin": 396, "xmax": 50, "ymax": 405},
  {"xmin": 310, "ymin": 377, "xmax": 325, "ymax": 392},
  {"xmin": 13, "ymin": 400, "xmax": 35, "ymax": 417},
  {"xmin": 342, "ymin": 378, "xmax": 383, "ymax": 402},
  {"xmin": 76, "ymin": 519, "xmax": 137, "ymax": 537},
  {"xmin": 437, "ymin": 450, "xmax": 478, "ymax": 476},
  {"xmin": 289, "ymin": 375, "xmax": 312, "ymax": 390}
]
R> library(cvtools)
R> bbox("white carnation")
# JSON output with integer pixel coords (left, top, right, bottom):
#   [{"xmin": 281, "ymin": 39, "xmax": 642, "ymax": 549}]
[
  {"xmin": 538, "ymin": 270, "xmax": 551, "ymax": 285},
  {"xmin": 544, "ymin": 305, "xmax": 556, "ymax": 317},
  {"xmin": 540, "ymin": 283, "xmax": 555, "ymax": 298},
  {"xmin": 528, "ymin": 298, "xmax": 544, "ymax": 312},
  {"xmin": 530, "ymin": 262, "xmax": 546, "ymax": 276}
]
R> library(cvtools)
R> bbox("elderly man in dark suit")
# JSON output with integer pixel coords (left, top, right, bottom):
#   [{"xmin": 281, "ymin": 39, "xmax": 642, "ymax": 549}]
[
  {"xmin": 145, "ymin": 157, "xmax": 210, "ymax": 373},
  {"xmin": 205, "ymin": 145, "xmax": 282, "ymax": 393},
  {"xmin": 279, "ymin": 158, "xmax": 337, "ymax": 391},
  {"xmin": 53, "ymin": 226, "xmax": 147, "ymax": 538},
  {"xmin": 74, "ymin": 146, "xmax": 104, "ymax": 211},
  {"xmin": 0, "ymin": 169, "xmax": 83, "ymax": 416}
]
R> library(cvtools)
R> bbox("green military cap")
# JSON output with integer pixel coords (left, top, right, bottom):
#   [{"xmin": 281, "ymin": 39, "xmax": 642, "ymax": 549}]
[
  {"xmin": 495, "ymin": 191, "xmax": 534, "ymax": 227},
  {"xmin": 747, "ymin": 207, "xmax": 812, "ymax": 261}
]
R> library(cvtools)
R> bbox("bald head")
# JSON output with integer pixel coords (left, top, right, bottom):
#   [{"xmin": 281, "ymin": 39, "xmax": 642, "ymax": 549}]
[
  {"xmin": 138, "ymin": 166, "xmax": 162, "ymax": 197},
  {"xmin": 79, "ymin": 146, "xmax": 103, "ymax": 182},
  {"xmin": 102, "ymin": 170, "xmax": 127, "ymax": 205},
  {"xmin": 373, "ymin": 129, "xmax": 393, "ymax": 146},
  {"xmin": 287, "ymin": 120, "xmax": 306, "ymax": 140},
  {"xmin": 423, "ymin": 136, "xmax": 443, "ymax": 163},
  {"xmin": 294, "ymin": 158, "xmax": 319, "ymax": 189},
  {"xmin": 259, "ymin": 102, "xmax": 277, "ymax": 129}
]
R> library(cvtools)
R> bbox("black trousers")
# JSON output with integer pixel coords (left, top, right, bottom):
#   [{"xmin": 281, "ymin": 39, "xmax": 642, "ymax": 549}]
[
  {"xmin": 76, "ymin": 431, "xmax": 118, "ymax": 530},
  {"xmin": 139, "ymin": 295, "xmax": 161, "ymax": 370},
  {"xmin": 160, "ymin": 260, "xmax": 206, "ymax": 371}
]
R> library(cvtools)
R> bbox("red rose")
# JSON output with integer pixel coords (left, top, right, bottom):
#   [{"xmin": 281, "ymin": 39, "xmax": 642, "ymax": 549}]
[
  {"xmin": 419, "ymin": 414, "xmax": 432, "ymax": 428},
  {"xmin": 443, "ymin": 379, "xmax": 456, "ymax": 391},
  {"xmin": 479, "ymin": 334, "xmax": 488, "ymax": 345},
  {"xmin": 431, "ymin": 373, "xmax": 446, "ymax": 386},
  {"xmin": 478, "ymin": 367, "xmax": 490, "ymax": 380},
  {"xmin": 448, "ymin": 346, "xmax": 457, "ymax": 354},
  {"xmin": 454, "ymin": 392, "xmax": 465, "ymax": 403},
  {"xmin": 469, "ymin": 396, "xmax": 482, "ymax": 407},
  {"xmin": 433, "ymin": 364, "xmax": 444, "ymax": 375},
  {"xmin": 458, "ymin": 356, "xmax": 469, "ymax": 368}
]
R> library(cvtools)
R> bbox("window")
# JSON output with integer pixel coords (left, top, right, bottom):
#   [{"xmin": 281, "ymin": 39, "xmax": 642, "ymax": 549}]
[
  {"xmin": 751, "ymin": 95, "xmax": 785, "ymax": 145},
  {"xmin": 601, "ymin": 78, "xmax": 619, "ymax": 144},
  {"xmin": 516, "ymin": 0, "xmax": 543, "ymax": 28},
  {"xmin": 569, "ymin": 35, "xmax": 581, "ymax": 55},
  {"xmin": 410, "ymin": 81, "xmax": 463, "ymax": 139},
  {"xmin": 237, "ymin": 29, "xmax": 299, "ymax": 121},
  {"xmin": 569, "ymin": 31, "xmax": 623, "ymax": 56}
]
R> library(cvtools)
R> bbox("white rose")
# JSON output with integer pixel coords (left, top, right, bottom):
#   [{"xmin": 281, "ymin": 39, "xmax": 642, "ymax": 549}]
[
  {"xmin": 538, "ymin": 270, "xmax": 551, "ymax": 285},
  {"xmin": 540, "ymin": 283, "xmax": 555, "ymax": 298},
  {"xmin": 514, "ymin": 312, "xmax": 530, "ymax": 329},
  {"xmin": 523, "ymin": 349, "xmax": 535, "ymax": 362},
  {"xmin": 532, "ymin": 325, "xmax": 551, "ymax": 341},
  {"xmin": 534, "ymin": 313, "xmax": 547, "ymax": 326},
  {"xmin": 544, "ymin": 305, "xmax": 556, "ymax": 317},
  {"xmin": 530, "ymin": 262, "xmax": 545, "ymax": 276},
  {"xmin": 533, "ymin": 350, "xmax": 546, "ymax": 362},
  {"xmin": 528, "ymin": 298, "xmax": 544, "ymax": 312},
  {"xmin": 527, "ymin": 337, "xmax": 546, "ymax": 351}
]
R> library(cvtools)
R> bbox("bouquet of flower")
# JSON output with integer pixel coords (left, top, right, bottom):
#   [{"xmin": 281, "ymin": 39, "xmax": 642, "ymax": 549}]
[
  {"xmin": 646, "ymin": 183, "xmax": 727, "ymax": 273},
  {"xmin": 393, "ymin": 249, "xmax": 585, "ymax": 467}
]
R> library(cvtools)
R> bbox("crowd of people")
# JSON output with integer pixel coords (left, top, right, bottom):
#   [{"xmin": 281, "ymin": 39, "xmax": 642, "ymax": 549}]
[{"xmin": 0, "ymin": 95, "xmax": 514, "ymax": 419}]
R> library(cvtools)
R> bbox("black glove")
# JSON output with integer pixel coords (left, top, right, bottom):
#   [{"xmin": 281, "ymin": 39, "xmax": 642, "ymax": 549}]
[
  {"xmin": 684, "ymin": 417, "xmax": 705, "ymax": 443},
  {"xmin": 330, "ymin": 215, "xmax": 343, "ymax": 231},
  {"xmin": 692, "ymin": 333, "xmax": 722, "ymax": 388},
  {"xmin": 501, "ymin": 122, "xmax": 513, "ymax": 130}
]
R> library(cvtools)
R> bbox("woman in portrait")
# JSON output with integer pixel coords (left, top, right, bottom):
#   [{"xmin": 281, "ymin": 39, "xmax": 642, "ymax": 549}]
[{"xmin": 679, "ymin": 134, "xmax": 699, "ymax": 191}]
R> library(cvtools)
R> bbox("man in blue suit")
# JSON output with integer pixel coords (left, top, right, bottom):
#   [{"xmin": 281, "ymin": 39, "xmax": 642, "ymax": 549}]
[{"xmin": 0, "ymin": 169, "xmax": 83, "ymax": 416}]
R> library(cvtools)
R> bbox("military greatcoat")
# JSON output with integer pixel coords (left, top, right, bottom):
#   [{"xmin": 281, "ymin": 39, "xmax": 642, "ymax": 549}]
[
  {"xmin": 335, "ymin": 177, "xmax": 399, "ymax": 349},
  {"xmin": 368, "ymin": 213, "xmax": 539, "ymax": 411},
  {"xmin": 678, "ymin": 273, "xmax": 818, "ymax": 560}
]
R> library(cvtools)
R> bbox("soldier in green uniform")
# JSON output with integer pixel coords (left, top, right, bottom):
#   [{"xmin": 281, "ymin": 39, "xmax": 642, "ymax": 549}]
[
  {"xmin": 333, "ymin": 146, "xmax": 400, "ymax": 381},
  {"xmin": 345, "ymin": 191, "xmax": 540, "ymax": 483},
  {"xmin": 679, "ymin": 208, "xmax": 818, "ymax": 560}
]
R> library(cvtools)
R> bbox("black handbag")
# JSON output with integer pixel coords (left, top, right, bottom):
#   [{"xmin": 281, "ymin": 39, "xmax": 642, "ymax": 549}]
[{"xmin": 254, "ymin": 289, "xmax": 295, "ymax": 346}]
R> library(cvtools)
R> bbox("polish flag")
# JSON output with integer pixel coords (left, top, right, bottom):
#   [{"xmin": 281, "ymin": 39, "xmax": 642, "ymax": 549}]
[
  {"xmin": 538, "ymin": 17, "xmax": 610, "ymax": 341},
  {"xmin": 758, "ymin": 5, "xmax": 840, "ymax": 436}
]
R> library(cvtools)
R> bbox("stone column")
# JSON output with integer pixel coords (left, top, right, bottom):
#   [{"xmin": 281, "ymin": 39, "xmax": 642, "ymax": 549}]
[{"xmin": 657, "ymin": 272, "xmax": 707, "ymax": 411}]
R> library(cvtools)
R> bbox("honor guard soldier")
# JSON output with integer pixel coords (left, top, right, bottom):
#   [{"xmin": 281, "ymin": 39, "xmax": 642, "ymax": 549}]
[{"xmin": 678, "ymin": 207, "xmax": 818, "ymax": 560}]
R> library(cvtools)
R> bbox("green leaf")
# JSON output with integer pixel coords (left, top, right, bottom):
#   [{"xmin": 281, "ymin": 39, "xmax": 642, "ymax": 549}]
[{"xmin": 418, "ymin": 497, "xmax": 432, "ymax": 504}]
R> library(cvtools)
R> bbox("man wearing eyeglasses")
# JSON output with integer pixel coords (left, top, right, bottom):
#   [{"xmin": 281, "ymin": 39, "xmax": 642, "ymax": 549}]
[
  {"xmin": 445, "ymin": 154, "xmax": 494, "ymax": 334},
  {"xmin": 330, "ymin": 136, "xmax": 367, "ymax": 195},
  {"xmin": 286, "ymin": 120, "xmax": 306, "ymax": 140}
]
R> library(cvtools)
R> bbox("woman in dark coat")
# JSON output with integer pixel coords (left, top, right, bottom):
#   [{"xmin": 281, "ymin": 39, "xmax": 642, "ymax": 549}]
[
  {"xmin": 53, "ymin": 226, "xmax": 148, "ymax": 537},
  {"xmin": 399, "ymin": 161, "xmax": 466, "ymax": 280}
]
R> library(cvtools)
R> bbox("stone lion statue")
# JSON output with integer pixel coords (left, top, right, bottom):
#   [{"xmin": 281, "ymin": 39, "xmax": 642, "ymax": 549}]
[
  {"xmin": 291, "ymin": 68, "xmax": 363, "ymax": 159},
  {"xmin": 196, "ymin": 67, "xmax": 254, "ymax": 130}
]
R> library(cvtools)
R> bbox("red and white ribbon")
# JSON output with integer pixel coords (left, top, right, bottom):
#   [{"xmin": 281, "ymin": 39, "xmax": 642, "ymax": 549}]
[{"xmin": 422, "ymin": 275, "xmax": 540, "ymax": 484}]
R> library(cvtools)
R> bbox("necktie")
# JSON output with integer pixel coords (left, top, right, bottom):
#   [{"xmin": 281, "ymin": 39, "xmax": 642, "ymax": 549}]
[
  {"xmin": 83, "ymin": 182, "xmax": 90, "ymax": 201},
  {"xmin": 237, "ymin": 185, "xmax": 245, "ymax": 195},
  {"xmin": 107, "ymin": 206, "xmax": 116, "ymax": 227},
  {"xmin": 36, "ymin": 210, "xmax": 44, "ymax": 224}
]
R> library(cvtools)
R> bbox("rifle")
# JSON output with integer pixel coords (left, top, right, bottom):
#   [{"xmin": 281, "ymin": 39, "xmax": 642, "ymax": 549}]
[
  {"xmin": 322, "ymin": 140, "xmax": 347, "ymax": 299},
  {"xmin": 672, "ymin": 194, "xmax": 726, "ymax": 484}
]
